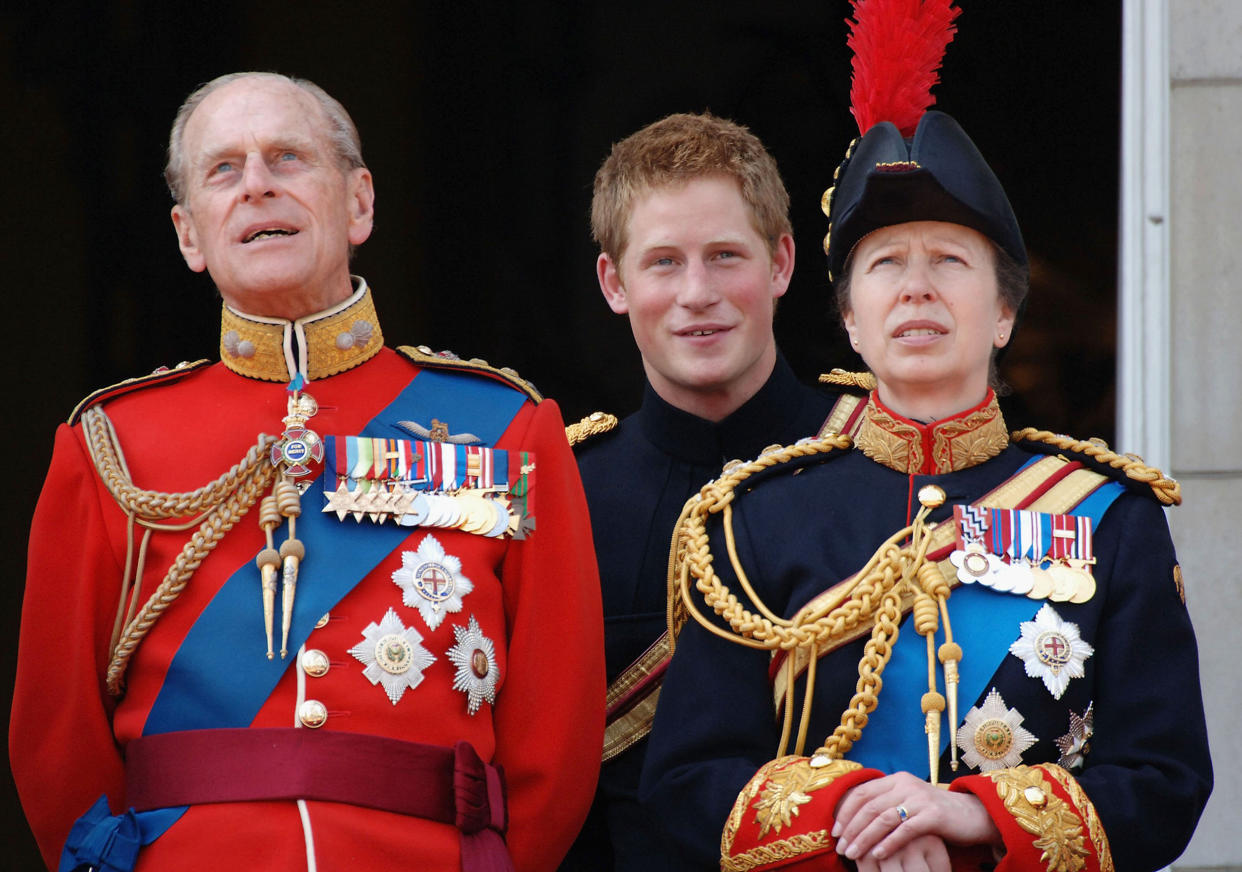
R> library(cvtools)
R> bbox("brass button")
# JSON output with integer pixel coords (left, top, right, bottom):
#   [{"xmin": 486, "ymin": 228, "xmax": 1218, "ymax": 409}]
[
  {"xmin": 1023, "ymin": 786, "xmax": 1048, "ymax": 809},
  {"xmin": 301, "ymin": 649, "xmax": 330, "ymax": 678},
  {"xmin": 298, "ymin": 699, "xmax": 328, "ymax": 729},
  {"xmin": 918, "ymin": 485, "xmax": 946, "ymax": 509},
  {"xmin": 314, "ymin": 613, "xmax": 330, "ymax": 629}
]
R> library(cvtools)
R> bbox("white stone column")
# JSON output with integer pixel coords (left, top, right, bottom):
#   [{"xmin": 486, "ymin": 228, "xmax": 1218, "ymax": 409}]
[{"xmin": 1156, "ymin": 0, "xmax": 1242, "ymax": 867}]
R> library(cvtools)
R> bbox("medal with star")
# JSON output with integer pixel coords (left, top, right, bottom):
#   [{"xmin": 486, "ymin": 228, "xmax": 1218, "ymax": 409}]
[
  {"xmin": 957, "ymin": 688, "xmax": 1037, "ymax": 772},
  {"xmin": 447, "ymin": 615, "xmax": 499, "ymax": 715},
  {"xmin": 391, "ymin": 534, "xmax": 473, "ymax": 630},
  {"xmin": 1055, "ymin": 702, "xmax": 1095, "ymax": 770},
  {"xmin": 1008, "ymin": 603, "xmax": 1094, "ymax": 699},
  {"xmin": 348, "ymin": 608, "xmax": 436, "ymax": 705}
]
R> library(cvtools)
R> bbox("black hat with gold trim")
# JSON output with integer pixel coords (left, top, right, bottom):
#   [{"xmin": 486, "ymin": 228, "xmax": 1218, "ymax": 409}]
[{"xmin": 823, "ymin": 0, "xmax": 1026, "ymax": 282}]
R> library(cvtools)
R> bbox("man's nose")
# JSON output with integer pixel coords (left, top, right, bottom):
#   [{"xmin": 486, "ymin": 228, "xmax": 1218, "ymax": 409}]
[
  {"xmin": 240, "ymin": 155, "xmax": 277, "ymax": 200},
  {"xmin": 677, "ymin": 261, "xmax": 719, "ymax": 308}
]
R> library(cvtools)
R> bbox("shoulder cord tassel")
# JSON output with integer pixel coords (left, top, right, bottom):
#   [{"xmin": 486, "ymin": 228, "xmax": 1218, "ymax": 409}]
[
  {"xmin": 274, "ymin": 477, "xmax": 305, "ymax": 658},
  {"xmin": 257, "ymin": 497, "xmax": 281, "ymax": 659}
]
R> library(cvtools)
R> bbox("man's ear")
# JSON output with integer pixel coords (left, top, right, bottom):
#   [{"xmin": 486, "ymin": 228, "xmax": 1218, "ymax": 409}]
[
  {"xmin": 171, "ymin": 204, "xmax": 206, "ymax": 273},
  {"xmin": 598, "ymin": 253, "xmax": 629, "ymax": 315},
  {"xmin": 769, "ymin": 233, "xmax": 795, "ymax": 300},
  {"xmin": 346, "ymin": 167, "xmax": 375, "ymax": 246}
]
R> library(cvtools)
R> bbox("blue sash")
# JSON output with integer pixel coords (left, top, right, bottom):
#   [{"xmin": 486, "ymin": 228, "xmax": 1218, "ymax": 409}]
[
  {"xmin": 846, "ymin": 476, "xmax": 1125, "ymax": 776},
  {"xmin": 61, "ymin": 368, "xmax": 529, "ymax": 872}
]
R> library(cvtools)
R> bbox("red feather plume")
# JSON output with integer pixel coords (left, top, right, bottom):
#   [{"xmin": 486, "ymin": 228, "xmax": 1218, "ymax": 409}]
[{"xmin": 847, "ymin": 0, "xmax": 961, "ymax": 137}]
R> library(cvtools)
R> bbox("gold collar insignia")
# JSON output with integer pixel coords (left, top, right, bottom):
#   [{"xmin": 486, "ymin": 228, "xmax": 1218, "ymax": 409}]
[
  {"xmin": 219, "ymin": 280, "xmax": 384, "ymax": 382},
  {"xmin": 853, "ymin": 391, "xmax": 1009, "ymax": 475}
]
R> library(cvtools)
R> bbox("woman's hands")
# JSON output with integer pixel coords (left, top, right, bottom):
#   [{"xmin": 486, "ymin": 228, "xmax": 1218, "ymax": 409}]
[{"xmin": 832, "ymin": 772, "xmax": 1001, "ymax": 866}]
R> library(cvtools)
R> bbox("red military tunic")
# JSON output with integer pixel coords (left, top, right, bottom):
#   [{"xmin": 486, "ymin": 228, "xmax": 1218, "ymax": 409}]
[{"xmin": 11, "ymin": 282, "xmax": 605, "ymax": 872}]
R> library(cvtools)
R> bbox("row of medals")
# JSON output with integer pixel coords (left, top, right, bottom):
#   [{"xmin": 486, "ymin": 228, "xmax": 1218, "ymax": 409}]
[
  {"xmin": 325, "ymin": 479, "xmax": 517, "ymax": 538},
  {"xmin": 955, "ymin": 542, "xmax": 1096, "ymax": 603}
]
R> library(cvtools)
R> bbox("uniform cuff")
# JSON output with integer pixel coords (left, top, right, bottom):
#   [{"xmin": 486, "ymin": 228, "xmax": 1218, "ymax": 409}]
[
  {"xmin": 720, "ymin": 756, "xmax": 882, "ymax": 871},
  {"xmin": 950, "ymin": 763, "xmax": 1113, "ymax": 872}
]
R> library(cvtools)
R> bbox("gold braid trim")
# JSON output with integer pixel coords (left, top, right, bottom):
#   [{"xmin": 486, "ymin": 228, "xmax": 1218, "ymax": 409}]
[
  {"xmin": 818, "ymin": 369, "xmax": 877, "ymax": 391},
  {"xmin": 673, "ymin": 434, "xmax": 946, "ymax": 760},
  {"xmin": 565, "ymin": 411, "xmax": 618, "ymax": 447},
  {"xmin": 988, "ymin": 766, "xmax": 1090, "ymax": 872},
  {"xmin": 1011, "ymin": 428, "xmax": 1181, "ymax": 506},
  {"xmin": 721, "ymin": 756, "xmax": 859, "ymax": 868},
  {"xmin": 720, "ymin": 831, "xmax": 833, "ymax": 872},
  {"xmin": 82, "ymin": 406, "xmax": 278, "ymax": 695},
  {"xmin": 396, "ymin": 345, "xmax": 542, "ymax": 402},
  {"xmin": 1042, "ymin": 764, "xmax": 1114, "ymax": 872}
]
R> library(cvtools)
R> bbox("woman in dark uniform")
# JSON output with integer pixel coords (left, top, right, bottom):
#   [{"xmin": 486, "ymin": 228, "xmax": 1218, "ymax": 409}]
[{"xmin": 639, "ymin": 3, "xmax": 1212, "ymax": 870}]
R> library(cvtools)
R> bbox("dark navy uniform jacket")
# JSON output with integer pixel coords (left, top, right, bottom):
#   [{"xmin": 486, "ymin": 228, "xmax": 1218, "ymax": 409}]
[
  {"xmin": 640, "ymin": 397, "xmax": 1212, "ymax": 871},
  {"xmin": 560, "ymin": 355, "xmax": 837, "ymax": 872}
]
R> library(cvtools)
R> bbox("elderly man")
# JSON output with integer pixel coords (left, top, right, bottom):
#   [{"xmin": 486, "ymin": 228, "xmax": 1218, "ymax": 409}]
[
  {"xmin": 561, "ymin": 113, "xmax": 840, "ymax": 871},
  {"xmin": 10, "ymin": 72, "xmax": 604, "ymax": 872}
]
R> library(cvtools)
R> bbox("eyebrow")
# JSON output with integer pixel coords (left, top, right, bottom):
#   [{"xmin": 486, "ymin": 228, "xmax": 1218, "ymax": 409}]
[{"xmin": 196, "ymin": 135, "xmax": 320, "ymax": 169}]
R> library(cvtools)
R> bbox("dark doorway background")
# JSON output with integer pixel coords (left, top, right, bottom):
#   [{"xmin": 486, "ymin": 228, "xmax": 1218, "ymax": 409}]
[{"xmin": 2, "ymin": 3, "xmax": 1118, "ymax": 865}]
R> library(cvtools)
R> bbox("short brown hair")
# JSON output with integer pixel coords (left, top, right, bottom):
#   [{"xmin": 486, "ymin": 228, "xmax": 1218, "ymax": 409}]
[{"xmin": 590, "ymin": 112, "xmax": 792, "ymax": 262}]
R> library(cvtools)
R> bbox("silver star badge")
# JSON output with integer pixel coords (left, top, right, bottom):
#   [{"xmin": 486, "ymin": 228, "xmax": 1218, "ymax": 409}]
[
  {"xmin": 392, "ymin": 534, "xmax": 473, "ymax": 630},
  {"xmin": 447, "ymin": 615, "xmax": 499, "ymax": 715},
  {"xmin": 1055, "ymin": 702, "xmax": 1095, "ymax": 770},
  {"xmin": 957, "ymin": 688, "xmax": 1037, "ymax": 772},
  {"xmin": 348, "ymin": 608, "xmax": 436, "ymax": 705},
  {"xmin": 1009, "ymin": 603, "xmax": 1094, "ymax": 699}
]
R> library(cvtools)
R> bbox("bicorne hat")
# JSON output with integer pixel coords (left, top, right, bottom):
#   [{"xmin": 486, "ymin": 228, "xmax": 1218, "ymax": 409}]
[{"xmin": 823, "ymin": 0, "xmax": 1026, "ymax": 282}]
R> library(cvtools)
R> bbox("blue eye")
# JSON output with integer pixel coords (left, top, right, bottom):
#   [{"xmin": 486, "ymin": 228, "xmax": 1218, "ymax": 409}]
[
  {"xmin": 212, "ymin": 161, "xmax": 234, "ymax": 175},
  {"xmin": 279, "ymin": 152, "xmax": 298, "ymax": 161}
]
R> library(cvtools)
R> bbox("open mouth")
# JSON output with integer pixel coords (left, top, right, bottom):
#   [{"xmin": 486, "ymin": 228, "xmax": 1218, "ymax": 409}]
[
  {"xmin": 243, "ymin": 228, "xmax": 299, "ymax": 244},
  {"xmin": 896, "ymin": 327, "xmax": 945, "ymax": 338}
]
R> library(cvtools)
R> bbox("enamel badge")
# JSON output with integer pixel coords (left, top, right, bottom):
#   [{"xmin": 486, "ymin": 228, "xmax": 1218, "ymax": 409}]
[
  {"xmin": 447, "ymin": 615, "xmax": 499, "ymax": 715},
  {"xmin": 957, "ymin": 688, "xmax": 1037, "ymax": 772},
  {"xmin": 348, "ymin": 608, "xmax": 436, "ymax": 705},
  {"xmin": 391, "ymin": 535, "xmax": 474, "ymax": 631},
  {"xmin": 1008, "ymin": 604, "xmax": 1094, "ymax": 699}
]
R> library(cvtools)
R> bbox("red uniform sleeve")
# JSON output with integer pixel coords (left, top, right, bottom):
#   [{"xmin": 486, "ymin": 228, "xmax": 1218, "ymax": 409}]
[
  {"xmin": 493, "ymin": 398, "xmax": 605, "ymax": 872},
  {"xmin": 951, "ymin": 764, "xmax": 1113, "ymax": 872},
  {"xmin": 10, "ymin": 423, "xmax": 128, "ymax": 870}
]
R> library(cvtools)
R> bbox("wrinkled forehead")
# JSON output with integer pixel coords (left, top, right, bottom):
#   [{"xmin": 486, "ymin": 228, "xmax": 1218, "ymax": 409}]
[{"xmin": 184, "ymin": 76, "xmax": 331, "ymax": 160}]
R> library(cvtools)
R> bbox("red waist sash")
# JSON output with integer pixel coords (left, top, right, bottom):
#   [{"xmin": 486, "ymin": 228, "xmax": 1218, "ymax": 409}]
[{"xmin": 126, "ymin": 727, "xmax": 512, "ymax": 872}]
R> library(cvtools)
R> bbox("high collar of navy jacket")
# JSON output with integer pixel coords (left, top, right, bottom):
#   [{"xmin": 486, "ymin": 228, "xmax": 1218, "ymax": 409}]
[
  {"xmin": 638, "ymin": 354, "xmax": 809, "ymax": 467},
  {"xmin": 854, "ymin": 389, "xmax": 1011, "ymax": 476}
]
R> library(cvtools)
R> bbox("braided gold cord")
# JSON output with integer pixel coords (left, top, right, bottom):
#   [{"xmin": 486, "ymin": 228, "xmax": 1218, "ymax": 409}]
[
  {"xmin": 673, "ymin": 434, "xmax": 954, "ymax": 759},
  {"xmin": 83, "ymin": 406, "xmax": 276, "ymax": 521},
  {"xmin": 80, "ymin": 405, "xmax": 280, "ymax": 696},
  {"xmin": 105, "ymin": 457, "xmax": 278, "ymax": 694},
  {"xmin": 1011, "ymin": 428, "xmax": 1181, "ymax": 506}
]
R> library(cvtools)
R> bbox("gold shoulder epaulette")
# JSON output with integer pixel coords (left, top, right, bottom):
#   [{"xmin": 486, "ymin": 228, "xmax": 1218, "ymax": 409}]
[
  {"xmin": 396, "ymin": 345, "xmax": 542, "ymax": 403},
  {"xmin": 1010, "ymin": 427, "xmax": 1181, "ymax": 506},
  {"xmin": 68, "ymin": 360, "xmax": 213, "ymax": 425},
  {"xmin": 566, "ymin": 411, "xmax": 618, "ymax": 447},
  {"xmin": 818, "ymin": 368, "xmax": 877, "ymax": 392}
]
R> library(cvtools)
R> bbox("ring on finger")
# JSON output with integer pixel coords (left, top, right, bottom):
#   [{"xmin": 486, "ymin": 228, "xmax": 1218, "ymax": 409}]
[{"xmin": 895, "ymin": 805, "xmax": 909, "ymax": 823}]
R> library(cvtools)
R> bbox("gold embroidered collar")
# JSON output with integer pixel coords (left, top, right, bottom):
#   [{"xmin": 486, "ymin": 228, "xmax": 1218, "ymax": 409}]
[
  {"xmin": 853, "ymin": 390, "xmax": 1010, "ymax": 475},
  {"xmin": 219, "ymin": 279, "xmax": 384, "ymax": 382}
]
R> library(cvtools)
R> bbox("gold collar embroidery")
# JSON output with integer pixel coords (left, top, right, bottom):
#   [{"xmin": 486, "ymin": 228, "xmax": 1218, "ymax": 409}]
[
  {"xmin": 853, "ymin": 391, "xmax": 1009, "ymax": 475},
  {"xmin": 219, "ymin": 280, "xmax": 384, "ymax": 382}
]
